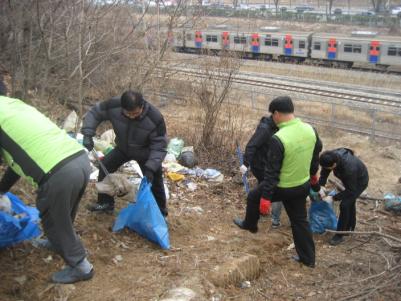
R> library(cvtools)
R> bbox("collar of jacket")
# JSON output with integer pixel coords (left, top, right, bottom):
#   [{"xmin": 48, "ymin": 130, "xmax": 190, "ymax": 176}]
[{"xmin": 277, "ymin": 117, "xmax": 300, "ymax": 129}]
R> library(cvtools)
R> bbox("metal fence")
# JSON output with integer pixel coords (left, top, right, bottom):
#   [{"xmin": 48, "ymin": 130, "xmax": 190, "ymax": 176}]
[{"xmin": 148, "ymin": 81, "xmax": 401, "ymax": 142}]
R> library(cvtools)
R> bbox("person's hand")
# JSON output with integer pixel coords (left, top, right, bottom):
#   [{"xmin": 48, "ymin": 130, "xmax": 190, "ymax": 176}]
[
  {"xmin": 83, "ymin": 136, "xmax": 94, "ymax": 151},
  {"xmin": 239, "ymin": 164, "xmax": 248, "ymax": 175},
  {"xmin": 143, "ymin": 169, "xmax": 154, "ymax": 183},
  {"xmin": 259, "ymin": 197, "xmax": 271, "ymax": 215},
  {"xmin": 310, "ymin": 174, "xmax": 320, "ymax": 192}
]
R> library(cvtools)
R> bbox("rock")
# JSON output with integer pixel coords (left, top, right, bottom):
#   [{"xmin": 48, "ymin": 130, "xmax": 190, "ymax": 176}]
[
  {"xmin": 308, "ymin": 291, "xmax": 316, "ymax": 297},
  {"xmin": 208, "ymin": 254, "xmax": 260, "ymax": 287},
  {"xmin": 160, "ymin": 287, "xmax": 196, "ymax": 301}
]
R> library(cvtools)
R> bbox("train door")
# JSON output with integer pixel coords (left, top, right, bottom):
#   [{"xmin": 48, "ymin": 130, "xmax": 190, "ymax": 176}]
[
  {"xmin": 222, "ymin": 32, "xmax": 230, "ymax": 49},
  {"xmin": 251, "ymin": 33, "xmax": 260, "ymax": 53},
  {"xmin": 284, "ymin": 34, "xmax": 293, "ymax": 55},
  {"xmin": 195, "ymin": 31, "xmax": 203, "ymax": 48},
  {"xmin": 369, "ymin": 41, "xmax": 380, "ymax": 64},
  {"xmin": 327, "ymin": 38, "xmax": 337, "ymax": 59}
]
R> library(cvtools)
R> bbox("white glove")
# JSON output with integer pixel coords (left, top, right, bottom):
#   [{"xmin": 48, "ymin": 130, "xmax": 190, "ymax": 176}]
[
  {"xmin": 239, "ymin": 164, "xmax": 248, "ymax": 175},
  {"xmin": 323, "ymin": 196, "xmax": 333, "ymax": 204},
  {"xmin": 318, "ymin": 187, "xmax": 326, "ymax": 199}
]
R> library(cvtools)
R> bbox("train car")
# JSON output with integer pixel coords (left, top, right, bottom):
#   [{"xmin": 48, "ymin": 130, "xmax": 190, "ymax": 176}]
[
  {"xmin": 311, "ymin": 32, "xmax": 401, "ymax": 69},
  {"xmin": 258, "ymin": 29, "xmax": 312, "ymax": 61}
]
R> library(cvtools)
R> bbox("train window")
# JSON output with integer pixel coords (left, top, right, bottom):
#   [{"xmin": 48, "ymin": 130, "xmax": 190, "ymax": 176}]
[
  {"xmin": 387, "ymin": 47, "xmax": 397, "ymax": 56},
  {"xmin": 240, "ymin": 37, "xmax": 247, "ymax": 44},
  {"xmin": 206, "ymin": 35, "xmax": 218, "ymax": 42},
  {"xmin": 344, "ymin": 44, "xmax": 352, "ymax": 52},
  {"xmin": 313, "ymin": 42, "xmax": 321, "ymax": 50},
  {"xmin": 264, "ymin": 38, "xmax": 272, "ymax": 46},
  {"xmin": 353, "ymin": 45, "xmax": 362, "ymax": 53},
  {"xmin": 398, "ymin": 48, "xmax": 401, "ymax": 56},
  {"xmin": 234, "ymin": 36, "xmax": 240, "ymax": 44},
  {"xmin": 299, "ymin": 40, "xmax": 306, "ymax": 49},
  {"xmin": 186, "ymin": 34, "xmax": 192, "ymax": 41},
  {"xmin": 272, "ymin": 39, "xmax": 279, "ymax": 47}
]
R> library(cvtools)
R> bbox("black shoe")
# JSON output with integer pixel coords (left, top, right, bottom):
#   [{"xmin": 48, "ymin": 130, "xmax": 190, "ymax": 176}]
[
  {"xmin": 86, "ymin": 202, "xmax": 114, "ymax": 213},
  {"xmin": 329, "ymin": 234, "xmax": 344, "ymax": 246},
  {"xmin": 291, "ymin": 255, "xmax": 315, "ymax": 268},
  {"xmin": 233, "ymin": 218, "xmax": 258, "ymax": 233}
]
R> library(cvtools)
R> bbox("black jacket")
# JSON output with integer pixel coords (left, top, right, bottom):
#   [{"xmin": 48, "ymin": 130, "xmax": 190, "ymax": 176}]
[
  {"xmin": 81, "ymin": 97, "xmax": 167, "ymax": 172},
  {"xmin": 243, "ymin": 116, "xmax": 278, "ymax": 170},
  {"xmin": 319, "ymin": 148, "xmax": 369, "ymax": 201},
  {"xmin": 262, "ymin": 127, "xmax": 322, "ymax": 199}
]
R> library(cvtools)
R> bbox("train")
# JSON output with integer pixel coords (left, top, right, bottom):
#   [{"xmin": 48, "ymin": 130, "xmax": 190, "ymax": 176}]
[{"xmin": 170, "ymin": 26, "xmax": 401, "ymax": 71}]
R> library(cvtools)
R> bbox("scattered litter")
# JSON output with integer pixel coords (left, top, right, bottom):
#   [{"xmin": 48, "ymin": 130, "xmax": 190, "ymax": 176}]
[
  {"xmin": 112, "ymin": 255, "xmax": 123, "ymax": 264},
  {"xmin": 206, "ymin": 235, "xmax": 215, "ymax": 241},
  {"xmin": 184, "ymin": 206, "xmax": 204, "ymax": 215},
  {"xmin": 286, "ymin": 243, "xmax": 295, "ymax": 250},
  {"xmin": 96, "ymin": 173, "xmax": 137, "ymax": 201},
  {"xmin": 0, "ymin": 194, "xmax": 12, "ymax": 214},
  {"xmin": 185, "ymin": 181, "xmax": 197, "ymax": 191},
  {"xmin": 89, "ymin": 169, "xmax": 99, "ymax": 181},
  {"xmin": 163, "ymin": 162, "xmax": 187, "ymax": 173},
  {"xmin": 179, "ymin": 146, "xmax": 198, "ymax": 168},
  {"xmin": 160, "ymin": 287, "xmax": 196, "ymax": 301},
  {"xmin": 240, "ymin": 280, "xmax": 251, "ymax": 289},
  {"xmin": 14, "ymin": 275, "xmax": 27, "ymax": 286},
  {"xmin": 100, "ymin": 129, "xmax": 116, "ymax": 145},
  {"xmin": 164, "ymin": 153, "xmax": 177, "ymax": 163},
  {"xmin": 121, "ymin": 160, "xmax": 143, "ymax": 177},
  {"xmin": 43, "ymin": 255, "xmax": 53, "ymax": 264},
  {"xmin": 167, "ymin": 172, "xmax": 185, "ymax": 182},
  {"xmin": 167, "ymin": 138, "xmax": 184, "ymax": 158},
  {"xmin": 62, "ymin": 111, "xmax": 79, "ymax": 132},
  {"xmin": 384, "ymin": 193, "xmax": 401, "ymax": 214}
]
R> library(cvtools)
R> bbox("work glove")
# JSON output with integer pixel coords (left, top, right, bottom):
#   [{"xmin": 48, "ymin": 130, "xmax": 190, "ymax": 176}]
[
  {"xmin": 143, "ymin": 169, "xmax": 154, "ymax": 183},
  {"xmin": 259, "ymin": 197, "xmax": 271, "ymax": 215},
  {"xmin": 83, "ymin": 135, "xmax": 94, "ymax": 151},
  {"xmin": 310, "ymin": 174, "xmax": 320, "ymax": 192},
  {"xmin": 318, "ymin": 187, "xmax": 327, "ymax": 199},
  {"xmin": 323, "ymin": 195, "xmax": 334, "ymax": 205},
  {"xmin": 239, "ymin": 164, "xmax": 248, "ymax": 175}
]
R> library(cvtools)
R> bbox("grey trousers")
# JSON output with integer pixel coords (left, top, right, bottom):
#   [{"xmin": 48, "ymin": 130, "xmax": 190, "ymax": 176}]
[{"xmin": 36, "ymin": 153, "xmax": 90, "ymax": 267}]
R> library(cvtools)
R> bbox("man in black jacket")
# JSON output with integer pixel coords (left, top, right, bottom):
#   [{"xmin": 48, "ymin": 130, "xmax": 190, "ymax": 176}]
[
  {"xmin": 318, "ymin": 148, "xmax": 369, "ymax": 246},
  {"xmin": 234, "ymin": 96, "xmax": 322, "ymax": 268},
  {"xmin": 240, "ymin": 116, "xmax": 282, "ymax": 227},
  {"xmin": 81, "ymin": 90, "xmax": 168, "ymax": 216}
]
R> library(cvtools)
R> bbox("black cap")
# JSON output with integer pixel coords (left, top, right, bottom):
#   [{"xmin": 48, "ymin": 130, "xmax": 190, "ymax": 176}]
[{"xmin": 268, "ymin": 96, "xmax": 294, "ymax": 114}]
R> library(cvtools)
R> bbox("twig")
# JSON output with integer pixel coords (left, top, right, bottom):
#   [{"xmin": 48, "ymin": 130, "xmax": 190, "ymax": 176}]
[
  {"xmin": 280, "ymin": 270, "xmax": 289, "ymax": 288},
  {"xmin": 326, "ymin": 230, "xmax": 401, "ymax": 244}
]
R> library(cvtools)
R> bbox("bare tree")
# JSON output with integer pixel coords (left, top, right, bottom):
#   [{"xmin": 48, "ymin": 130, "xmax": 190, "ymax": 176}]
[
  {"xmin": 274, "ymin": 0, "xmax": 280, "ymax": 15},
  {"xmin": 191, "ymin": 51, "xmax": 241, "ymax": 149},
  {"xmin": 371, "ymin": 0, "xmax": 385, "ymax": 12}
]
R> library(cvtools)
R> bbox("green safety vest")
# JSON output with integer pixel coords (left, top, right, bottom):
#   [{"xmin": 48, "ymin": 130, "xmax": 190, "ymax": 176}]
[
  {"xmin": 0, "ymin": 96, "xmax": 84, "ymax": 186},
  {"xmin": 274, "ymin": 118, "xmax": 316, "ymax": 188}
]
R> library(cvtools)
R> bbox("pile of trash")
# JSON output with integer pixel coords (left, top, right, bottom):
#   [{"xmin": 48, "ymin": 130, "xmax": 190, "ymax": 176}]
[{"xmin": 163, "ymin": 138, "xmax": 224, "ymax": 192}]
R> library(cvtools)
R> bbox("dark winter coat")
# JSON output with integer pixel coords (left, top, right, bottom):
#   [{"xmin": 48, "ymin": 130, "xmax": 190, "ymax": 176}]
[
  {"xmin": 243, "ymin": 116, "xmax": 278, "ymax": 172},
  {"xmin": 81, "ymin": 97, "xmax": 167, "ymax": 172},
  {"xmin": 319, "ymin": 148, "xmax": 369, "ymax": 201}
]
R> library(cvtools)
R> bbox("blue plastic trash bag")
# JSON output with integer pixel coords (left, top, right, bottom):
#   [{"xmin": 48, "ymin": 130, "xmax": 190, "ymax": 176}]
[
  {"xmin": 384, "ymin": 193, "xmax": 401, "ymax": 214},
  {"xmin": 0, "ymin": 193, "xmax": 41, "ymax": 248},
  {"xmin": 309, "ymin": 194, "xmax": 337, "ymax": 234},
  {"xmin": 113, "ymin": 177, "xmax": 170, "ymax": 249}
]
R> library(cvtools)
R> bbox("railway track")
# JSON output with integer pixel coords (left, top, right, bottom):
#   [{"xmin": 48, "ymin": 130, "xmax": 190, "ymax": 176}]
[{"xmin": 159, "ymin": 66, "xmax": 401, "ymax": 110}]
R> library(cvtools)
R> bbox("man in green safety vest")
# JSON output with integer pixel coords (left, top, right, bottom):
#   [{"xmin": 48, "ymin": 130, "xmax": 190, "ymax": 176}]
[
  {"xmin": 0, "ymin": 70, "xmax": 93, "ymax": 284},
  {"xmin": 234, "ymin": 96, "xmax": 322, "ymax": 268}
]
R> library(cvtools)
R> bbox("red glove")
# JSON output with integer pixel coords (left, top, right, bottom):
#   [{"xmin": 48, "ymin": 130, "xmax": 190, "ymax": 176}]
[
  {"xmin": 310, "ymin": 174, "xmax": 318, "ymax": 185},
  {"xmin": 259, "ymin": 198, "xmax": 271, "ymax": 215}
]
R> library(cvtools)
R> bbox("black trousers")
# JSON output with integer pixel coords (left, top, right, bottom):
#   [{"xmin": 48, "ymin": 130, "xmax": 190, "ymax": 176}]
[
  {"xmin": 97, "ymin": 147, "xmax": 167, "ymax": 215},
  {"xmin": 336, "ymin": 179, "xmax": 368, "ymax": 234},
  {"xmin": 244, "ymin": 181, "xmax": 315, "ymax": 265}
]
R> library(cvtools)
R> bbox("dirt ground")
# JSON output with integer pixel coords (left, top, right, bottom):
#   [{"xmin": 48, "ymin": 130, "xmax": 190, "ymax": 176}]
[{"xmin": 0, "ymin": 96, "xmax": 401, "ymax": 301}]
